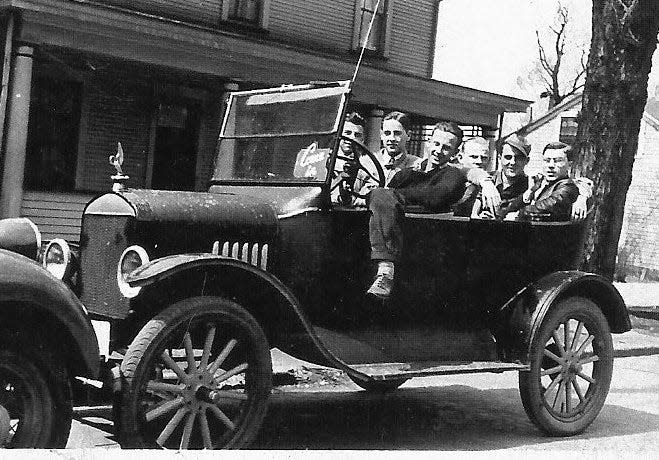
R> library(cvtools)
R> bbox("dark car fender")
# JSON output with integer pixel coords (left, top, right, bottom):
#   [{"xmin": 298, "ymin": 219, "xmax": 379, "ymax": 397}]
[
  {"xmin": 0, "ymin": 217, "xmax": 41, "ymax": 259},
  {"xmin": 0, "ymin": 249, "xmax": 99, "ymax": 379},
  {"xmin": 126, "ymin": 253, "xmax": 373, "ymax": 374},
  {"xmin": 493, "ymin": 270, "xmax": 631, "ymax": 362}
]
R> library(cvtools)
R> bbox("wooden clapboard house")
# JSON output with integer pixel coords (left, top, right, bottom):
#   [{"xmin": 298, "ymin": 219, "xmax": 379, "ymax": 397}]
[{"xmin": 0, "ymin": 0, "xmax": 529, "ymax": 241}]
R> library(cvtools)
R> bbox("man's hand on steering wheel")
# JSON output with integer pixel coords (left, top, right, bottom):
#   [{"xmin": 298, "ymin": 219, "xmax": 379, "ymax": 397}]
[{"xmin": 331, "ymin": 135, "xmax": 386, "ymax": 202}]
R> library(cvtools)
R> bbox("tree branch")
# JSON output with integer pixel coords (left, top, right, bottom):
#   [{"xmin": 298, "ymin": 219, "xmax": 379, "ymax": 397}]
[
  {"xmin": 536, "ymin": 31, "xmax": 554, "ymax": 74},
  {"xmin": 532, "ymin": 2, "xmax": 589, "ymax": 105},
  {"xmin": 568, "ymin": 50, "xmax": 588, "ymax": 94}
]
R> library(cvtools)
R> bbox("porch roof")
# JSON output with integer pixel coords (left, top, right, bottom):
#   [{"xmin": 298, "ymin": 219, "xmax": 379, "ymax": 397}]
[{"xmin": 3, "ymin": 0, "xmax": 530, "ymax": 128}]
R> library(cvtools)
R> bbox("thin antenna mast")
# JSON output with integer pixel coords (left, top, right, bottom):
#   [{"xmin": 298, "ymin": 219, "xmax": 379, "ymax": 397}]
[{"xmin": 351, "ymin": 0, "xmax": 383, "ymax": 84}]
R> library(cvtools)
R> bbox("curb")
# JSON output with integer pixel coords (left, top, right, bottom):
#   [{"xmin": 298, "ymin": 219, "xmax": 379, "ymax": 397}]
[
  {"xmin": 628, "ymin": 306, "xmax": 659, "ymax": 321},
  {"xmin": 614, "ymin": 347, "xmax": 659, "ymax": 358}
]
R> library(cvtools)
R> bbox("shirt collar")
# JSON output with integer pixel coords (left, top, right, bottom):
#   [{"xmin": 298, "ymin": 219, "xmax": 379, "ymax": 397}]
[{"xmin": 383, "ymin": 151, "xmax": 406, "ymax": 168}]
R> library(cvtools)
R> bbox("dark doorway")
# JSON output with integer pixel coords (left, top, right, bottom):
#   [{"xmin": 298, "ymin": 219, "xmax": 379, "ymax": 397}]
[{"xmin": 151, "ymin": 102, "xmax": 200, "ymax": 191}]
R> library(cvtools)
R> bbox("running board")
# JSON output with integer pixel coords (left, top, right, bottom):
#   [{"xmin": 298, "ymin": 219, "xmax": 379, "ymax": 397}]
[{"xmin": 351, "ymin": 361, "xmax": 529, "ymax": 380}]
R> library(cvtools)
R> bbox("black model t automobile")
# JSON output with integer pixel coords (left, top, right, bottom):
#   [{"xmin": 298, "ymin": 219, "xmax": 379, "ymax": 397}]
[
  {"xmin": 0, "ymin": 218, "xmax": 98, "ymax": 448},
  {"xmin": 39, "ymin": 81, "xmax": 630, "ymax": 449}
]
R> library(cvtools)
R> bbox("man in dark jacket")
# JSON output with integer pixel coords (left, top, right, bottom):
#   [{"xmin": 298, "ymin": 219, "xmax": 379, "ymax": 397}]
[
  {"xmin": 367, "ymin": 121, "xmax": 468, "ymax": 299},
  {"xmin": 505, "ymin": 141, "xmax": 579, "ymax": 221},
  {"xmin": 471, "ymin": 135, "xmax": 531, "ymax": 218}
]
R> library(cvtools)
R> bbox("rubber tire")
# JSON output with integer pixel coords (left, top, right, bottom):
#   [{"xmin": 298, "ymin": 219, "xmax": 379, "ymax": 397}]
[
  {"xmin": 0, "ymin": 348, "xmax": 72, "ymax": 448},
  {"xmin": 349, "ymin": 375, "xmax": 407, "ymax": 392},
  {"xmin": 519, "ymin": 297, "xmax": 613, "ymax": 436},
  {"xmin": 119, "ymin": 296, "xmax": 272, "ymax": 449}
]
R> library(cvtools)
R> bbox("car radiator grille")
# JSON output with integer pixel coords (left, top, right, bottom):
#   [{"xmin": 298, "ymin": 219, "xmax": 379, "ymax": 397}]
[{"xmin": 212, "ymin": 241, "xmax": 268, "ymax": 270}]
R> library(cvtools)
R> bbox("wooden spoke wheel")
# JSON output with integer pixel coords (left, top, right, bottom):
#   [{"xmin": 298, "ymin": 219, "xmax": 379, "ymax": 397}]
[
  {"xmin": 519, "ymin": 297, "xmax": 613, "ymax": 436},
  {"xmin": 0, "ymin": 349, "xmax": 71, "ymax": 448},
  {"xmin": 119, "ymin": 297, "xmax": 272, "ymax": 449}
]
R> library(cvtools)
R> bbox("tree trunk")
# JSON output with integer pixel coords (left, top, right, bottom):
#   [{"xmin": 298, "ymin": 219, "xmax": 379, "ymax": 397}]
[{"xmin": 574, "ymin": 0, "xmax": 659, "ymax": 279}]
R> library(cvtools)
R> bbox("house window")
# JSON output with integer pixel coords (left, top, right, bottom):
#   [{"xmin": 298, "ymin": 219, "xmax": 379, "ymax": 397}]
[
  {"xmin": 222, "ymin": 0, "xmax": 270, "ymax": 27},
  {"xmin": 353, "ymin": 0, "xmax": 392, "ymax": 55},
  {"xmin": 559, "ymin": 116, "xmax": 578, "ymax": 145},
  {"xmin": 24, "ymin": 77, "xmax": 82, "ymax": 192}
]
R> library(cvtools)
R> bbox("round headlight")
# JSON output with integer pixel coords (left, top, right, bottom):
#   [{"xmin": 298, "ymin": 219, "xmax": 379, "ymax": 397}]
[
  {"xmin": 43, "ymin": 238, "xmax": 72, "ymax": 280},
  {"xmin": 117, "ymin": 245, "xmax": 149, "ymax": 298}
]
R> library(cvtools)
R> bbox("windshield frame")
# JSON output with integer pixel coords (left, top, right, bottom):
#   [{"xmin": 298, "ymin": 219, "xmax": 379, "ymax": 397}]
[{"xmin": 211, "ymin": 82, "xmax": 351, "ymax": 186}]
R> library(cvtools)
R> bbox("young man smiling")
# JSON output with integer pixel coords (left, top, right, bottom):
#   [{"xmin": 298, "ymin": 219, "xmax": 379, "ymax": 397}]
[
  {"xmin": 376, "ymin": 111, "xmax": 421, "ymax": 185},
  {"xmin": 481, "ymin": 136, "xmax": 532, "ymax": 217},
  {"xmin": 367, "ymin": 121, "xmax": 470, "ymax": 299},
  {"xmin": 332, "ymin": 112, "xmax": 368, "ymax": 205}
]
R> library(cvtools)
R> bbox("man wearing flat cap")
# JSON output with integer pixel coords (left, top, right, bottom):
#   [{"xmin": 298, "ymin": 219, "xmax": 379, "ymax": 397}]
[{"xmin": 473, "ymin": 135, "xmax": 531, "ymax": 218}]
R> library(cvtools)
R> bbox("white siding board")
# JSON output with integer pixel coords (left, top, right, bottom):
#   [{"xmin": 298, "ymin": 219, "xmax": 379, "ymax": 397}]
[
  {"xmin": 387, "ymin": 0, "xmax": 434, "ymax": 76},
  {"xmin": 269, "ymin": 0, "xmax": 354, "ymax": 51},
  {"xmin": 100, "ymin": 1, "xmax": 223, "ymax": 27},
  {"xmin": 20, "ymin": 192, "xmax": 94, "ymax": 242}
]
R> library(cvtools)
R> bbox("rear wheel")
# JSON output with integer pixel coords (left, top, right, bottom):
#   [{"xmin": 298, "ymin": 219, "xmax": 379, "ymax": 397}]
[
  {"xmin": 519, "ymin": 297, "xmax": 613, "ymax": 436},
  {"xmin": 120, "ymin": 297, "xmax": 272, "ymax": 449},
  {"xmin": 0, "ymin": 348, "xmax": 72, "ymax": 448}
]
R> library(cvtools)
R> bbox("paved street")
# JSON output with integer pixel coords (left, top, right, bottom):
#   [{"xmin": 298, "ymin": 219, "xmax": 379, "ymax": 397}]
[
  {"xmin": 66, "ymin": 352, "xmax": 659, "ymax": 452},
  {"xmin": 62, "ymin": 284, "xmax": 659, "ymax": 452}
]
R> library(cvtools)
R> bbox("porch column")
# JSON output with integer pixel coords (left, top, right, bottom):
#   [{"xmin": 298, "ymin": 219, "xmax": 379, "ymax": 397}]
[
  {"xmin": 221, "ymin": 82, "xmax": 239, "ymax": 134},
  {"xmin": 366, "ymin": 108, "xmax": 383, "ymax": 154},
  {"xmin": 212, "ymin": 82, "xmax": 239, "ymax": 176},
  {"xmin": 0, "ymin": 45, "xmax": 34, "ymax": 218}
]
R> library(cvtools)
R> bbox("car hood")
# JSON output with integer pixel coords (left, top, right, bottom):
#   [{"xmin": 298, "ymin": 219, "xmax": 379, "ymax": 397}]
[{"xmin": 85, "ymin": 189, "xmax": 279, "ymax": 243}]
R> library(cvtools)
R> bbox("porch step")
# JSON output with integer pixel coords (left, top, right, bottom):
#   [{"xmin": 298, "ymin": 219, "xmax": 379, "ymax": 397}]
[{"xmin": 350, "ymin": 361, "xmax": 529, "ymax": 380}]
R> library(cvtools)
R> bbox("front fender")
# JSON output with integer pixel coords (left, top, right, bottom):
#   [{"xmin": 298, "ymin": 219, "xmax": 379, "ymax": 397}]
[
  {"xmin": 494, "ymin": 270, "xmax": 631, "ymax": 362},
  {"xmin": 0, "ymin": 249, "xmax": 99, "ymax": 378},
  {"xmin": 126, "ymin": 253, "xmax": 376, "ymax": 379}
]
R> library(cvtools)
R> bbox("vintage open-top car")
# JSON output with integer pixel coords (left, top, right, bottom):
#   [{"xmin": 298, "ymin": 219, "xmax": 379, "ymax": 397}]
[
  {"xmin": 0, "ymin": 218, "xmax": 98, "ymax": 448},
  {"xmin": 36, "ymin": 80, "xmax": 630, "ymax": 449}
]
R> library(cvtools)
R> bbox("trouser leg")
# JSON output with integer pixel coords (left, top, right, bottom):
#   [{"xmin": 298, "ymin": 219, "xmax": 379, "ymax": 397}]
[{"xmin": 369, "ymin": 188, "xmax": 405, "ymax": 262}]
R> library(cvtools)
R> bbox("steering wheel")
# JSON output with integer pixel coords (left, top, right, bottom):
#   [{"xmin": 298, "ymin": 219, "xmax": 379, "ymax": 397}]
[{"xmin": 331, "ymin": 135, "xmax": 386, "ymax": 200}]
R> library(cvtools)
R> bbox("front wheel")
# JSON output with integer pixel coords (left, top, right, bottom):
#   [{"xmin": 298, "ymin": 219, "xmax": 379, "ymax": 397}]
[
  {"xmin": 119, "ymin": 297, "xmax": 272, "ymax": 449},
  {"xmin": 519, "ymin": 297, "xmax": 613, "ymax": 436}
]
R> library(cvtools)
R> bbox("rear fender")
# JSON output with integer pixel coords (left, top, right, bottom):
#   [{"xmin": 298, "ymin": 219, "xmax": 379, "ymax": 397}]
[
  {"xmin": 0, "ymin": 250, "xmax": 99, "ymax": 378},
  {"xmin": 126, "ymin": 254, "xmax": 371, "ymax": 376},
  {"xmin": 494, "ymin": 270, "xmax": 631, "ymax": 362}
]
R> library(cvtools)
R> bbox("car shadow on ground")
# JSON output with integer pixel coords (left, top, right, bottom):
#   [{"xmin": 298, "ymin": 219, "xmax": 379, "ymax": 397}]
[
  {"xmin": 70, "ymin": 383, "xmax": 659, "ymax": 450},
  {"xmin": 254, "ymin": 385, "xmax": 659, "ymax": 450}
]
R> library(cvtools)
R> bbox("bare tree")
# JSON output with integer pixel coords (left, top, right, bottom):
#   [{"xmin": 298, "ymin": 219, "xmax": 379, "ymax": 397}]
[
  {"xmin": 575, "ymin": 0, "xmax": 659, "ymax": 279},
  {"xmin": 534, "ymin": 2, "xmax": 588, "ymax": 107}
]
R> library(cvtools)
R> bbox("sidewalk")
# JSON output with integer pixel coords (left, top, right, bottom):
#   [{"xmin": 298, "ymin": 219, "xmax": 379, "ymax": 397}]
[
  {"xmin": 614, "ymin": 281, "xmax": 659, "ymax": 317},
  {"xmin": 612, "ymin": 281, "xmax": 659, "ymax": 357}
]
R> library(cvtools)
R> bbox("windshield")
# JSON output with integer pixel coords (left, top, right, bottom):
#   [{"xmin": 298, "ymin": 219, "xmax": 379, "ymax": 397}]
[{"xmin": 213, "ymin": 83, "xmax": 349, "ymax": 183}]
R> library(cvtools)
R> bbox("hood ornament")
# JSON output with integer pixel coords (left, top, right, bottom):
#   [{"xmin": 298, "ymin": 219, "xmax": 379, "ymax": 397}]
[{"xmin": 109, "ymin": 142, "xmax": 129, "ymax": 192}]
